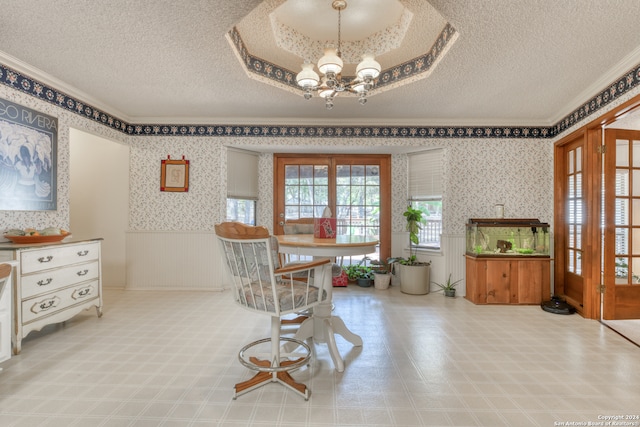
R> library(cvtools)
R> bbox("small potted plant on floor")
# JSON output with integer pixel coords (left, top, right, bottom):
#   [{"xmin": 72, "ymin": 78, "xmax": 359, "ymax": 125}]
[
  {"xmin": 354, "ymin": 265, "xmax": 374, "ymax": 287},
  {"xmin": 343, "ymin": 263, "xmax": 374, "ymax": 287},
  {"xmin": 370, "ymin": 259, "xmax": 391, "ymax": 290},
  {"xmin": 433, "ymin": 273, "xmax": 462, "ymax": 297}
]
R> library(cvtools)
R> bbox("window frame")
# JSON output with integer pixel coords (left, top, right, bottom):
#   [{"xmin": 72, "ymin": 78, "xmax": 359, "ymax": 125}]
[{"xmin": 408, "ymin": 149, "xmax": 444, "ymax": 251}]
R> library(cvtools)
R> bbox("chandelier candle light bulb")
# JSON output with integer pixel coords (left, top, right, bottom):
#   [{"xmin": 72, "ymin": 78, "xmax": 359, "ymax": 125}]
[{"xmin": 294, "ymin": 0, "xmax": 382, "ymax": 108}]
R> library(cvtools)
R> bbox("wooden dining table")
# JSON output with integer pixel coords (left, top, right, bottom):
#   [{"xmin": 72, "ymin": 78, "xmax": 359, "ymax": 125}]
[{"xmin": 276, "ymin": 233, "xmax": 379, "ymax": 372}]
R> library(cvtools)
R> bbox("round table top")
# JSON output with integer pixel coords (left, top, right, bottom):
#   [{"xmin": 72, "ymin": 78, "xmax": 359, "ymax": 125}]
[{"xmin": 275, "ymin": 234, "xmax": 379, "ymax": 248}]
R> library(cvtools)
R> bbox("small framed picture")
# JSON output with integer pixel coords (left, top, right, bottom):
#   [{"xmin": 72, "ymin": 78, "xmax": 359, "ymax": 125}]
[{"xmin": 160, "ymin": 158, "xmax": 189, "ymax": 192}]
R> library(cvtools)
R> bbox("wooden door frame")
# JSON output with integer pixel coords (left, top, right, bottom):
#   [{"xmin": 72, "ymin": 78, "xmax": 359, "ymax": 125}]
[
  {"xmin": 273, "ymin": 153, "xmax": 392, "ymax": 261},
  {"xmin": 554, "ymin": 93, "xmax": 640, "ymax": 319},
  {"xmin": 554, "ymin": 129, "xmax": 599, "ymax": 318}
]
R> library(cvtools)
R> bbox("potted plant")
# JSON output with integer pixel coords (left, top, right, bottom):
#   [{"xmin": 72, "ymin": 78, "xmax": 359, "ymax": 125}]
[
  {"xmin": 393, "ymin": 205, "xmax": 431, "ymax": 295},
  {"xmin": 343, "ymin": 263, "xmax": 374, "ymax": 287},
  {"xmin": 354, "ymin": 265, "xmax": 374, "ymax": 287},
  {"xmin": 343, "ymin": 264, "xmax": 361, "ymax": 283},
  {"xmin": 370, "ymin": 259, "xmax": 391, "ymax": 290},
  {"xmin": 433, "ymin": 273, "xmax": 462, "ymax": 297}
]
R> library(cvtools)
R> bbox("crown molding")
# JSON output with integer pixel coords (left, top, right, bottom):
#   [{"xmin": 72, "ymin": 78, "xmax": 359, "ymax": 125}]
[
  {"xmin": 549, "ymin": 44, "xmax": 640, "ymax": 125},
  {"xmin": 3, "ymin": 50, "xmax": 640, "ymax": 139},
  {"xmin": 0, "ymin": 50, "xmax": 131, "ymax": 122}
]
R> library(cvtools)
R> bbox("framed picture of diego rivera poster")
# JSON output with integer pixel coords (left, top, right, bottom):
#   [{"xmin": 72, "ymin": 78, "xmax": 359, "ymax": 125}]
[{"xmin": 0, "ymin": 98, "xmax": 58, "ymax": 210}]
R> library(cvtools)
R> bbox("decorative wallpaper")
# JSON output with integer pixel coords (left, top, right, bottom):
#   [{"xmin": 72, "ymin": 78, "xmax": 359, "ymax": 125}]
[
  {"xmin": 1, "ymin": 58, "xmax": 640, "ymax": 236},
  {"xmin": 223, "ymin": 136, "xmax": 553, "ymax": 236},
  {"xmin": 0, "ymin": 84, "xmax": 124, "ymax": 232},
  {"xmin": 127, "ymin": 137, "xmax": 226, "ymax": 230},
  {"xmin": 3, "ymin": 59, "xmax": 640, "ymax": 140}
]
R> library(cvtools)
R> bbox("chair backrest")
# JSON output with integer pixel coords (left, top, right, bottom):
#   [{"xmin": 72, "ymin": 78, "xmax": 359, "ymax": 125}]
[
  {"xmin": 0, "ymin": 264, "xmax": 10, "ymax": 281},
  {"xmin": 0, "ymin": 263, "xmax": 11, "ymax": 296},
  {"xmin": 283, "ymin": 218, "xmax": 314, "ymax": 235},
  {"xmin": 215, "ymin": 222, "xmax": 327, "ymax": 317}
]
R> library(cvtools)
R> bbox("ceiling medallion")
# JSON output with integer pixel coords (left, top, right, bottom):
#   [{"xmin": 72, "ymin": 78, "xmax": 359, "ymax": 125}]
[{"xmin": 295, "ymin": 0, "xmax": 381, "ymax": 109}]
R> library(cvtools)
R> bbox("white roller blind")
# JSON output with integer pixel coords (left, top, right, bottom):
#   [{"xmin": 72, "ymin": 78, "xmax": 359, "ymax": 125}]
[
  {"xmin": 409, "ymin": 149, "xmax": 443, "ymax": 199},
  {"xmin": 227, "ymin": 149, "xmax": 259, "ymax": 199}
]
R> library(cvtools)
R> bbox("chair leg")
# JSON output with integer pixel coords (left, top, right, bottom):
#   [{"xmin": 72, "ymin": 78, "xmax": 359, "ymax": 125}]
[
  {"xmin": 281, "ymin": 315, "xmax": 308, "ymax": 325},
  {"xmin": 234, "ymin": 318, "xmax": 312, "ymax": 400}
]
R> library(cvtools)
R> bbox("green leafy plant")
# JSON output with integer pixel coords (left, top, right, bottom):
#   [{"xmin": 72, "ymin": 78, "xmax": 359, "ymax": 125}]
[
  {"xmin": 432, "ymin": 273, "xmax": 463, "ymax": 292},
  {"xmin": 343, "ymin": 263, "xmax": 373, "ymax": 280},
  {"xmin": 369, "ymin": 258, "xmax": 388, "ymax": 274},
  {"xmin": 390, "ymin": 205, "xmax": 430, "ymax": 266}
]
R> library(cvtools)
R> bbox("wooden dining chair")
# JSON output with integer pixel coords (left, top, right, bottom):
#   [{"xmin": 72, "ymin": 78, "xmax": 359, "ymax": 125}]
[{"xmin": 214, "ymin": 222, "xmax": 331, "ymax": 400}]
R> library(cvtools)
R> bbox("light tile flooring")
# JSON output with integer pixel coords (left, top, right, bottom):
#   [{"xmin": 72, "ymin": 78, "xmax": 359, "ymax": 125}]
[
  {"xmin": 602, "ymin": 319, "xmax": 640, "ymax": 346},
  {"xmin": 1, "ymin": 285, "xmax": 639, "ymax": 427}
]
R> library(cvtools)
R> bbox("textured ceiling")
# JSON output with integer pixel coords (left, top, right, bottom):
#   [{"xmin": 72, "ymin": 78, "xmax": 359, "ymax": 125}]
[{"xmin": 2, "ymin": 0, "xmax": 640, "ymax": 127}]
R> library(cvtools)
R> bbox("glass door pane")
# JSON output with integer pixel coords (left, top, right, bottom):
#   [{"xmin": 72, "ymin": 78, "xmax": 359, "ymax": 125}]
[
  {"xmin": 567, "ymin": 147, "xmax": 583, "ymax": 275},
  {"xmin": 284, "ymin": 164, "xmax": 329, "ymax": 220},
  {"xmin": 275, "ymin": 154, "xmax": 390, "ymax": 263},
  {"xmin": 335, "ymin": 164, "xmax": 380, "ymax": 239}
]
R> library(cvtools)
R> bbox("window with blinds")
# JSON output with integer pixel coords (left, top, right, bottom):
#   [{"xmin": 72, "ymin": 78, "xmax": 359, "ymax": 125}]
[
  {"xmin": 408, "ymin": 149, "xmax": 443, "ymax": 249},
  {"xmin": 226, "ymin": 149, "xmax": 258, "ymax": 225}
]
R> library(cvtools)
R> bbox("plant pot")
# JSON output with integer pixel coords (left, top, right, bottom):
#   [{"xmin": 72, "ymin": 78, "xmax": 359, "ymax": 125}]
[
  {"xmin": 444, "ymin": 289, "xmax": 456, "ymax": 297},
  {"xmin": 398, "ymin": 264, "xmax": 430, "ymax": 295},
  {"xmin": 373, "ymin": 272, "xmax": 391, "ymax": 290},
  {"xmin": 356, "ymin": 278, "xmax": 373, "ymax": 287}
]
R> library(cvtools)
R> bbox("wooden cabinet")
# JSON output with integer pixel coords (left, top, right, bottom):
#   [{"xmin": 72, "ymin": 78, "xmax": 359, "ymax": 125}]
[
  {"xmin": 0, "ymin": 239, "xmax": 103, "ymax": 354},
  {"xmin": 465, "ymin": 255, "xmax": 551, "ymax": 304}
]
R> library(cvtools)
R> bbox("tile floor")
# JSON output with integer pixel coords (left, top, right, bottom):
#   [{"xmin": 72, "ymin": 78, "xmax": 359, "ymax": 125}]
[
  {"xmin": 602, "ymin": 319, "xmax": 640, "ymax": 347},
  {"xmin": 1, "ymin": 285, "xmax": 639, "ymax": 427}
]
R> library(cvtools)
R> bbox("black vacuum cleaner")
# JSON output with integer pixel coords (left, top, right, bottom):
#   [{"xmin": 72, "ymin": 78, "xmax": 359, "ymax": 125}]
[{"xmin": 541, "ymin": 295, "xmax": 576, "ymax": 315}]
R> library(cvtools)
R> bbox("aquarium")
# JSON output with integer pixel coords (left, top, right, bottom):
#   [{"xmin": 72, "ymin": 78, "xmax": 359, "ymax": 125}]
[{"xmin": 465, "ymin": 218, "xmax": 550, "ymax": 257}]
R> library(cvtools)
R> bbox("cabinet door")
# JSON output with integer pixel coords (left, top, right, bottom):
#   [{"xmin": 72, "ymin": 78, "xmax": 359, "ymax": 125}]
[
  {"xmin": 465, "ymin": 257, "xmax": 487, "ymax": 303},
  {"xmin": 517, "ymin": 261, "xmax": 542, "ymax": 304},
  {"xmin": 486, "ymin": 260, "xmax": 512, "ymax": 303}
]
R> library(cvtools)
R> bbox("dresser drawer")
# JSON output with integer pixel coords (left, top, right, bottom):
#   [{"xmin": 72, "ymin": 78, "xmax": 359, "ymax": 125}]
[
  {"xmin": 21, "ymin": 280, "xmax": 99, "ymax": 324},
  {"xmin": 21, "ymin": 261, "xmax": 100, "ymax": 299},
  {"xmin": 21, "ymin": 243, "xmax": 99, "ymax": 274}
]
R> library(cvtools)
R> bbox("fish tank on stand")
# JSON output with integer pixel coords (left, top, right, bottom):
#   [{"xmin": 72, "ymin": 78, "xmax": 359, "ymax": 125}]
[{"xmin": 465, "ymin": 218, "xmax": 551, "ymax": 304}]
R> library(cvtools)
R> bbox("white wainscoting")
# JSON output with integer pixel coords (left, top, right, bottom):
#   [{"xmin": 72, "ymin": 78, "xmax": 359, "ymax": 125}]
[
  {"xmin": 391, "ymin": 231, "xmax": 466, "ymax": 295},
  {"xmin": 126, "ymin": 231, "xmax": 224, "ymax": 291},
  {"xmin": 442, "ymin": 233, "xmax": 466, "ymax": 296}
]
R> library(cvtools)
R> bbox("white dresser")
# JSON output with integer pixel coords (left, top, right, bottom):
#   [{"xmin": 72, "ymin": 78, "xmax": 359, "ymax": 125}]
[{"xmin": 0, "ymin": 239, "xmax": 103, "ymax": 354}]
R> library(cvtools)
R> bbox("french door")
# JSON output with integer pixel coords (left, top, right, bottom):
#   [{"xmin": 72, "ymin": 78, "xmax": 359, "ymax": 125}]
[
  {"xmin": 555, "ymin": 129, "xmax": 601, "ymax": 319},
  {"xmin": 273, "ymin": 154, "xmax": 391, "ymax": 261},
  {"xmin": 556, "ymin": 136, "xmax": 586, "ymax": 308},
  {"xmin": 603, "ymin": 129, "xmax": 640, "ymax": 319}
]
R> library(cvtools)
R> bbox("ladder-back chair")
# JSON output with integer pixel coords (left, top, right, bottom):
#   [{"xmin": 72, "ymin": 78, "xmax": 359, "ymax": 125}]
[{"xmin": 215, "ymin": 222, "xmax": 331, "ymax": 400}]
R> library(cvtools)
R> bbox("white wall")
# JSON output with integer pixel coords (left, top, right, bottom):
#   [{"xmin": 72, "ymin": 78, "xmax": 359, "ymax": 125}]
[{"xmin": 70, "ymin": 128, "xmax": 129, "ymax": 288}]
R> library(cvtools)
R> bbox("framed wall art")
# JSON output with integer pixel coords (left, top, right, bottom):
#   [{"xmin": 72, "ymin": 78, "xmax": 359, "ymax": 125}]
[
  {"xmin": 0, "ymin": 98, "xmax": 58, "ymax": 210},
  {"xmin": 160, "ymin": 156, "xmax": 189, "ymax": 192}
]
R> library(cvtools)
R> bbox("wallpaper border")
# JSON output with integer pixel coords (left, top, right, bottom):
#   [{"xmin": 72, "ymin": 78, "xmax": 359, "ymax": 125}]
[{"xmin": 2, "ymin": 59, "xmax": 640, "ymax": 139}]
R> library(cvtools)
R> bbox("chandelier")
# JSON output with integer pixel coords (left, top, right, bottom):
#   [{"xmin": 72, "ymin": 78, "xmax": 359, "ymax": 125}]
[{"xmin": 295, "ymin": 0, "xmax": 382, "ymax": 109}]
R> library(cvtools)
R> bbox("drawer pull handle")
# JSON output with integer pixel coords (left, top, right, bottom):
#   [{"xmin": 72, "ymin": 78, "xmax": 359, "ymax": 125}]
[
  {"xmin": 38, "ymin": 256, "xmax": 53, "ymax": 263},
  {"xmin": 40, "ymin": 300, "xmax": 54, "ymax": 309},
  {"xmin": 77, "ymin": 269, "xmax": 89, "ymax": 276},
  {"xmin": 77, "ymin": 250, "xmax": 89, "ymax": 256},
  {"xmin": 30, "ymin": 296, "xmax": 60, "ymax": 314},
  {"xmin": 37, "ymin": 278, "xmax": 53, "ymax": 286},
  {"xmin": 73, "ymin": 286, "xmax": 93, "ymax": 300}
]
